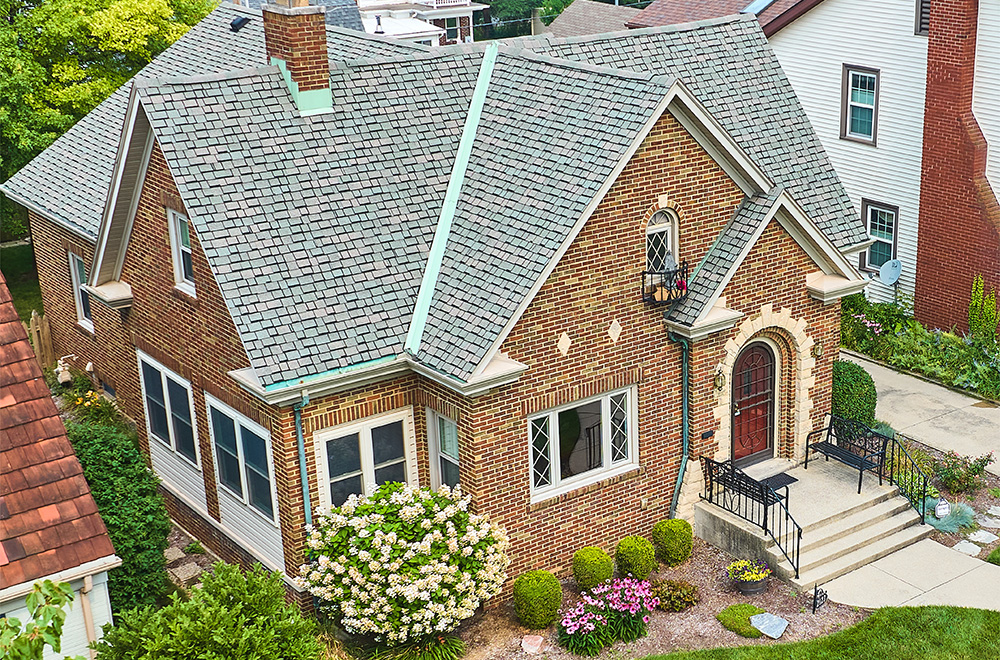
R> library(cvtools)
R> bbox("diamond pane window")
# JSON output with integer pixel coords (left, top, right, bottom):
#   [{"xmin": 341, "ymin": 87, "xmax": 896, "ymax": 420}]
[
  {"xmin": 645, "ymin": 210, "xmax": 677, "ymax": 272},
  {"xmin": 531, "ymin": 418, "xmax": 551, "ymax": 488},
  {"xmin": 610, "ymin": 393, "xmax": 629, "ymax": 463}
]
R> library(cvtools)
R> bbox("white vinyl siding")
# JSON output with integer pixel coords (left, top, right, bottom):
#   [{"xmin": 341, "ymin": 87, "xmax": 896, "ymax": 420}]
[
  {"xmin": 314, "ymin": 408, "xmax": 419, "ymax": 509},
  {"xmin": 137, "ymin": 351, "xmax": 207, "ymax": 515},
  {"xmin": 769, "ymin": 0, "xmax": 927, "ymax": 304},
  {"xmin": 974, "ymin": 1, "xmax": 1000, "ymax": 196},
  {"xmin": 529, "ymin": 387, "xmax": 637, "ymax": 503}
]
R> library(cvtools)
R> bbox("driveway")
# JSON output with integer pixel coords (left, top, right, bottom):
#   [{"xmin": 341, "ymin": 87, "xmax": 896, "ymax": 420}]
[
  {"xmin": 823, "ymin": 539, "xmax": 1000, "ymax": 610},
  {"xmin": 842, "ymin": 352, "xmax": 1000, "ymax": 476}
]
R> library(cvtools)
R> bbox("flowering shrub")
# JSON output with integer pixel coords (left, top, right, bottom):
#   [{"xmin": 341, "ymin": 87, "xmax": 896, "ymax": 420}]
[
  {"xmin": 726, "ymin": 560, "xmax": 771, "ymax": 583},
  {"xmin": 584, "ymin": 578, "xmax": 659, "ymax": 642},
  {"xmin": 557, "ymin": 603, "xmax": 609, "ymax": 656},
  {"xmin": 297, "ymin": 483, "xmax": 510, "ymax": 644},
  {"xmin": 67, "ymin": 389, "xmax": 120, "ymax": 426}
]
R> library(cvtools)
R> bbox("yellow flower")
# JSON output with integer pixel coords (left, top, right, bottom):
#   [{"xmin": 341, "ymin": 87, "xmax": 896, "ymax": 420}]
[{"xmin": 84, "ymin": 401, "xmax": 91, "ymax": 407}]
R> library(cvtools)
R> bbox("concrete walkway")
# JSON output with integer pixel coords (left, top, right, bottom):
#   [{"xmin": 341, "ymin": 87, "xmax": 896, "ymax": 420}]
[
  {"xmin": 823, "ymin": 538, "xmax": 1000, "ymax": 610},
  {"xmin": 842, "ymin": 352, "xmax": 1000, "ymax": 476}
]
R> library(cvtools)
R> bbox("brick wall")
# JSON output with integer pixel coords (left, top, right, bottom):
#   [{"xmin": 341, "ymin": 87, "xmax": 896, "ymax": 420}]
[
  {"xmin": 916, "ymin": 0, "xmax": 1000, "ymax": 332},
  {"xmin": 432, "ymin": 15, "xmax": 472, "ymax": 46},
  {"xmin": 262, "ymin": 5, "xmax": 330, "ymax": 93}
]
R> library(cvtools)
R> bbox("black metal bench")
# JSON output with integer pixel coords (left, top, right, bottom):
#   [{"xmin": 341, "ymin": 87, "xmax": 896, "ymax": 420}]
[{"xmin": 805, "ymin": 415, "xmax": 890, "ymax": 494}]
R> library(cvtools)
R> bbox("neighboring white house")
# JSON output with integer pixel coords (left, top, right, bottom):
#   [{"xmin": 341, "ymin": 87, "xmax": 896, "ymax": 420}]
[
  {"xmin": 974, "ymin": 0, "xmax": 999, "ymax": 196},
  {"xmin": 358, "ymin": 0, "xmax": 486, "ymax": 45},
  {"xmin": 0, "ymin": 278, "xmax": 120, "ymax": 659},
  {"xmin": 765, "ymin": 0, "xmax": 929, "ymax": 303}
]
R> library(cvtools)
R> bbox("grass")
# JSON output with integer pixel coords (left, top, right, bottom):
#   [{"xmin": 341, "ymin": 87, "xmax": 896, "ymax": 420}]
[
  {"xmin": 0, "ymin": 243, "xmax": 42, "ymax": 322},
  {"xmin": 716, "ymin": 604, "xmax": 765, "ymax": 639},
  {"xmin": 649, "ymin": 607, "xmax": 1000, "ymax": 659}
]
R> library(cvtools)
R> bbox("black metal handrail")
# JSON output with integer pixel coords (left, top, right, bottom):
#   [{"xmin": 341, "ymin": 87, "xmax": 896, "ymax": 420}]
[
  {"xmin": 883, "ymin": 435, "xmax": 928, "ymax": 524},
  {"xmin": 700, "ymin": 456, "xmax": 802, "ymax": 578},
  {"xmin": 641, "ymin": 262, "xmax": 689, "ymax": 305}
]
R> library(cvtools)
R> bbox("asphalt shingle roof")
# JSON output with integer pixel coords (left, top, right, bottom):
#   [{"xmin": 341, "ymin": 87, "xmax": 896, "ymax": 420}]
[
  {"xmin": 2, "ymin": 3, "xmax": 421, "ymax": 241},
  {"xmin": 245, "ymin": 0, "xmax": 365, "ymax": 32},
  {"xmin": 546, "ymin": 0, "xmax": 642, "ymax": 38}
]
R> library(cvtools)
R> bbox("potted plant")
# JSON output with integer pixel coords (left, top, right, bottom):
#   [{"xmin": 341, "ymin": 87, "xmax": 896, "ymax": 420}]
[{"xmin": 726, "ymin": 559, "xmax": 771, "ymax": 595}]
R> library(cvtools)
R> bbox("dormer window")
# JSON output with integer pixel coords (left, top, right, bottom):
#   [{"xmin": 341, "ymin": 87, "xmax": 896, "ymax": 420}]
[
  {"xmin": 642, "ymin": 209, "xmax": 688, "ymax": 305},
  {"xmin": 168, "ymin": 209, "xmax": 196, "ymax": 297}
]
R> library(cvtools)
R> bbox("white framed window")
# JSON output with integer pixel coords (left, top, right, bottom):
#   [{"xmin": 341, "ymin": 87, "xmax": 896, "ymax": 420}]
[
  {"xmin": 427, "ymin": 409, "xmax": 460, "ymax": 489},
  {"xmin": 841, "ymin": 65, "xmax": 879, "ymax": 144},
  {"xmin": 860, "ymin": 199, "xmax": 898, "ymax": 271},
  {"xmin": 445, "ymin": 17, "xmax": 458, "ymax": 41},
  {"xmin": 206, "ymin": 394, "xmax": 279, "ymax": 524},
  {"xmin": 68, "ymin": 253, "xmax": 93, "ymax": 331},
  {"xmin": 315, "ymin": 408, "xmax": 418, "ymax": 508},
  {"xmin": 529, "ymin": 387, "xmax": 637, "ymax": 502},
  {"xmin": 645, "ymin": 210, "xmax": 678, "ymax": 272},
  {"xmin": 137, "ymin": 352, "xmax": 199, "ymax": 468},
  {"xmin": 167, "ymin": 209, "xmax": 196, "ymax": 296}
]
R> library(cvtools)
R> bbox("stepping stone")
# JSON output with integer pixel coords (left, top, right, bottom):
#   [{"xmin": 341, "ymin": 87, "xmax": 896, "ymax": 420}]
[
  {"xmin": 989, "ymin": 506, "xmax": 1000, "ymax": 517},
  {"xmin": 968, "ymin": 530, "xmax": 999, "ymax": 544},
  {"xmin": 164, "ymin": 547, "xmax": 185, "ymax": 563},
  {"xmin": 975, "ymin": 515, "xmax": 1000, "ymax": 529},
  {"xmin": 749, "ymin": 613, "xmax": 788, "ymax": 639},
  {"xmin": 521, "ymin": 635, "xmax": 543, "ymax": 654},
  {"xmin": 169, "ymin": 562, "xmax": 202, "ymax": 586},
  {"xmin": 953, "ymin": 540, "xmax": 983, "ymax": 556}
]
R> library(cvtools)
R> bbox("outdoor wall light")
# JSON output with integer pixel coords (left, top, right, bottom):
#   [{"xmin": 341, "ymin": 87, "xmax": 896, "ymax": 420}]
[
  {"xmin": 713, "ymin": 369, "xmax": 726, "ymax": 391},
  {"xmin": 811, "ymin": 342, "xmax": 824, "ymax": 358}
]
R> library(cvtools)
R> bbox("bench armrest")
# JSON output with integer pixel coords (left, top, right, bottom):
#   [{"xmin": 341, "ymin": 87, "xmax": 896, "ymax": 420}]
[{"xmin": 806, "ymin": 427, "xmax": 830, "ymax": 444}]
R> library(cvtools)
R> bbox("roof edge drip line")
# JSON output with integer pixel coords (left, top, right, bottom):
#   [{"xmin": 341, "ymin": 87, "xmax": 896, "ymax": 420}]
[{"xmin": 404, "ymin": 41, "xmax": 499, "ymax": 356}]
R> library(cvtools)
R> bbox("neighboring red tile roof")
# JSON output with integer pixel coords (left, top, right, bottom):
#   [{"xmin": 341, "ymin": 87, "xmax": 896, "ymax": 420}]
[
  {"xmin": 0, "ymin": 274, "xmax": 115, "ymax": 588},
  {"xmin": 627, "ymin": 0, "xmax": 820, "ymax": 35}
]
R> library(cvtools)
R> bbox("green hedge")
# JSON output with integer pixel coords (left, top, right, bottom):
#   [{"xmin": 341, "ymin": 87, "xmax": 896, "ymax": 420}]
[
  {"xmin": 615, "ymin": 536, "xmax": 657, "ymax": 580},
  {"xmin": 92, "ymin": 563, "xmax": 320, "ymax": 660},
  {"xmin": 651, "ymin": 519, "xmax": 693, "ymax": 566},
  {"xmin": 513, "ymin": 570, "xmax": 562, "ymax": 629},
  {"xmin": 572, "ymin": 547, "xmax": 613, "ymax": 591},
  {"xmin": 831, "ymin": 360, "xmax": 877, "ymax": 426},
  {"xmin": 66, "ymin": 422, "xmax": 171, "ymax": 612}
]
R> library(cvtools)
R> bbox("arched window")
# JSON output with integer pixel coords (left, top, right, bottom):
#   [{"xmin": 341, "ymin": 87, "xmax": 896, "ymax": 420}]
[{"xmin": 646, "ymin": 210, "xmax": 678, "ymax": 272}]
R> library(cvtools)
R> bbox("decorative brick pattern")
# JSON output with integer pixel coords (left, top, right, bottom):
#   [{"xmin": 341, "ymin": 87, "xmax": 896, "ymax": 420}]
[{"xmin": 916, "ymin": 0, "xmax": 1000, "ymax": 332}]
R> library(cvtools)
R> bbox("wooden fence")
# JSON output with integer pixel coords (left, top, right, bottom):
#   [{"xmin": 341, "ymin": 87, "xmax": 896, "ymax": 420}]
[{"xmin": 21, "ymin": 310, "xmax": 54, "ymax": 368}]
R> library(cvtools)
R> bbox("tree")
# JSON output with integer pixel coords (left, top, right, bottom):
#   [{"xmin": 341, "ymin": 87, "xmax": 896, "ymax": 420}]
[
  {"xmin": 0, "ymin": 580, "xmax": 84, "ymax": 660},
  {"xmin": 0, "ymin": 0, "xmax": 214, "ymax": 236}
]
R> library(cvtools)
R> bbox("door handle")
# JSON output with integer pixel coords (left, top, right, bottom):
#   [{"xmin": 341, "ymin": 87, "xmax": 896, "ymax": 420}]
[{"xmin": 734, "ymin": 403, "xmax": 740, "ymax": 416}]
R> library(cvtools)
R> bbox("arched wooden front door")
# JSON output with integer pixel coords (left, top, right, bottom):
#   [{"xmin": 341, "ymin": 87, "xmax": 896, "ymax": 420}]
[{"xmin": 732, "ymin": 342, "xmax": 775, "ymax": 466}]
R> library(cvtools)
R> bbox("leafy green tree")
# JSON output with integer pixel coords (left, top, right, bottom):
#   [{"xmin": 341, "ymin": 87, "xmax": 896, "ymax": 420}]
[
  {"xmin": 0, "ymin": 0, "xmax": 214, "ymax": 236},
  {"xmin": 0, "ymin": 580, "xmax": 84, "ymax": 660}
]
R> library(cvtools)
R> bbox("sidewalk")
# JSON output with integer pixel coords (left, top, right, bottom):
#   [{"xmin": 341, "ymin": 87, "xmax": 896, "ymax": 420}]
[
  {"xmin": 842, "ymin": 352, "xmax": 1000, "ymax": 476},
  {"xmin": 823, "ymin": 539, "xmax": 1000, "ymax": 610}
]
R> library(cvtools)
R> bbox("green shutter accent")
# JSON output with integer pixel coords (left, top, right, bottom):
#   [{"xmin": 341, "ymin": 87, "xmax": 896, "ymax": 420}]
[{"xmin": 405, "ymin": 43, "xmax": 499, "ymax": 356}]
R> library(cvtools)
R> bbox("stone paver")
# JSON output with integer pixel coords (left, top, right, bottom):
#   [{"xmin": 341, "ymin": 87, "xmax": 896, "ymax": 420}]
[
  {"xmin": 164, "ymin": 547, "xmax": 185, "ymax": 563},
  {"xmin": 169, "ymin": 562, "xmax": 202, "ymax": 585},
  {"xmin": 750, "ymin": 613, "xmax": 788, "ymax": 639},
  {"xmin": 953, "ymin": 540, "xmax": 984, "ymax": 556},
  {"xmin": 521, "ymin": 635, "xmax": 543, "ymax": 654},
  {"xmin": 843, "ymin": 353, "xmax": 1000, "ymax": 477},
  {"xmin": 976, "ymin": 515, "xmax": 1000, "ymax": 529},
  {"xmin": 968, "ymin": 530, "xmax": 999, "ymax": 544},
  {"xmin": 824, "ymin": 539, "xmax": 1000, "ymax": 611},
  {"xmin": 989, "ymin": 506, "xmax": 1000, "ymax": 517}
]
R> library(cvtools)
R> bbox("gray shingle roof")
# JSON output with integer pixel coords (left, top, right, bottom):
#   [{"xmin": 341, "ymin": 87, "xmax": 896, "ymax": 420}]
[
  {"xmin": 244, "ymin": 0, "xmax": 365, "ymax": 32},
  {"xmin": 546, "ymin": 0, "xmax": 642, "ymax": 38},
  {"xmin": 1, "ymin": 3, "xmax": 420, "ymax": 241}
]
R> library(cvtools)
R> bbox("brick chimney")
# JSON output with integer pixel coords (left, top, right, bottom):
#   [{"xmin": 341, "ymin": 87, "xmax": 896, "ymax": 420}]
[{"xmin": 263, "ymin": 0, "xmax": 332, "ymax": 114}]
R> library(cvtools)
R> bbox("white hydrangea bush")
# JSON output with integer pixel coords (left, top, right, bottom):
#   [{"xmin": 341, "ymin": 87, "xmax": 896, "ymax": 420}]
[{"xmin": 296, "ymin": 482, "xmax": 510, "ymax": 644}]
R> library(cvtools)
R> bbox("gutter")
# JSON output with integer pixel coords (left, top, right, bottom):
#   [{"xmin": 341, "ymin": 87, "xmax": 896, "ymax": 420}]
[
  {"xmin": 0, "ymin": 555, "xmax": 121, "ymax": 602},
  {"xmin": 667, "ymin": 331, "xmax": 691, "ymax": 519},
  {"xmin": 294, "ymin": 392, "xmax": 312, "ymax": 527}
]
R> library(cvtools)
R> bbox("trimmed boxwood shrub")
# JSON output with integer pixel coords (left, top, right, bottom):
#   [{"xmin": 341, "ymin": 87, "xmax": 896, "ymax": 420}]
[
  {"xmin": 513, "ymin": 570, "xmax": 562, "ymax": 629},
  {"xmin": 572, "ymin": 547, "xmax": 613, "ymax": 591},
  {"xmin": 92, "ymin": 563, "xmax": 320, "ymax": 660},
  {"xmin": 832, "ymin": 360, "xmax": 877, "ymax": 426},
  {"xmin": 66, "ymin": 422, "xmax": 171, "ymax": 612},
  {"xmin": 988, "ymin": 547, "xmax": 1000, "ymax": 567},
  {"xmin": 615, "ymin": 536, "xmax": 657, "ymax": 580},
  {"xmin": 651, "ymin": 519, "xmax": 693, "ymax": 566}
]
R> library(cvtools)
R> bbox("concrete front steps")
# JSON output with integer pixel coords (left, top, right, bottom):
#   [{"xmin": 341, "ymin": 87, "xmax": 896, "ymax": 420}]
[
  {"xmin": 695, "ymin": 460, "xmax": 932, "ymax": 592},
  {"xmin": 769, "ymin": 485, "xmax": 932, "ymax": 590}
]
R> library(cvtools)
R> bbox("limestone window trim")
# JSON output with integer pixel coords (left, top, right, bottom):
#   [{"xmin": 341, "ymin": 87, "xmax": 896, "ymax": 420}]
[
  {"xmin": 313, "ymin": 407, "xmax": 419, "ymax": 509},
  {"xmin": 528, "ymin": 385, "xmax": 638, "ymax": 505}
]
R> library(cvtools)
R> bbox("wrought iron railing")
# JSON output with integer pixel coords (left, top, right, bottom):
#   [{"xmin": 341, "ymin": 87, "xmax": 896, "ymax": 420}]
[
  {"xmin": 641, "ymin": 262, "xmax": 689, "ymax": 305},
  {"xmin": 700, "ymin": 456, "xmax": 802, "ymax": 578},
  {"xmin": 882, "ymin": 436, "xmax": 929, "ymax": 524}
]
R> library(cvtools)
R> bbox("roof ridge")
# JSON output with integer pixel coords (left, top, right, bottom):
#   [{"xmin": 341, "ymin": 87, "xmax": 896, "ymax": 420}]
[
  {"xmin": 498, "ymin": 46, "xmax": 673, "ymax": 86},
  {"xmin": 135, "ymin": 65, "xmax": 278, "ymax": 89}
]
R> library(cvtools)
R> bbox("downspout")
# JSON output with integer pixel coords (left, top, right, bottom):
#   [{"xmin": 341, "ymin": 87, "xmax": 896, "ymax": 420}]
[
  {"xmin": 80, "ymin": 575, "xmax": 97, "ymax": 660},
  {"xmin": 667, "ymin": 332, "xmax": 690, "ymax": 519},
  {"xmin": 294, "ymin": 392, "xmax": 312, "ymax": 527}
]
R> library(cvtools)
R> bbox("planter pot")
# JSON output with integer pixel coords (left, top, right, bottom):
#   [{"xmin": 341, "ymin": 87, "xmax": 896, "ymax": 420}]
[{"xmin": 734, "ymin": 578, "xmax": 768, "ymax": 595}]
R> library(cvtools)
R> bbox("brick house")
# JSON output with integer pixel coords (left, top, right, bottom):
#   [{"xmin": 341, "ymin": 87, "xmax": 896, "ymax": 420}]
[
  {"xmin": 629, "ymin": 0, "xmax": 1000, "ymax": 332},
  {"xmin": 2, "ymin": 1, "xmax": 867, "ymax": 600}
]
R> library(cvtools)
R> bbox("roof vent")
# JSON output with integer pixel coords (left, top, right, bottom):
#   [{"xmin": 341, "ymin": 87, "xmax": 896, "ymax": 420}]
[
  {"xmin": 375, "ymin": 15, "xmax": 384, "ymax": 34},
  {"xmin": 231, "ymin": 16, "xmax": 251, "ymax": 32}
]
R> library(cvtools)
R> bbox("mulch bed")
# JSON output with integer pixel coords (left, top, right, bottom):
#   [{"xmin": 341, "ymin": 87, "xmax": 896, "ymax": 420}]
[
  {"xmin": 904, "ymin": 438, "xmax": 1000, "ymax": 562},
  {"xmin": 458, "ymin": 537, "xmax": 867, "ymax": 660}
]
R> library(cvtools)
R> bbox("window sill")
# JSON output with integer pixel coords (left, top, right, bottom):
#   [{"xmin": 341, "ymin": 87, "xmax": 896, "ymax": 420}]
[
  {"xmin": 74, "ymin": 320, "xmax": 96, "ymax": 338},
  {"xmin": 529, "ymin": 464, "xmax": 643, "ymax": 511},
  {"xmin": 170, "ymin": 284, "xmax": 199, "ymax": 307},
  {"xmin": 839, "ymin": 134, "xmax": 877, "ymax": 147}
]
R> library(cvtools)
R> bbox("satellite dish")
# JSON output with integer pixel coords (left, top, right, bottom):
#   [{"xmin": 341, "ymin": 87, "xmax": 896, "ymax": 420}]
[{"xmin": 878, "ymin": 259, "xmax": 902, "ymax": 286}]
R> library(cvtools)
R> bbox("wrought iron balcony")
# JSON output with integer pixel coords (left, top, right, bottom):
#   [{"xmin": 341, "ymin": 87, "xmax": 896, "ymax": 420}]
[{"xmin": 641, "ymin": 262, "xmax": 689, "ymax": 305}]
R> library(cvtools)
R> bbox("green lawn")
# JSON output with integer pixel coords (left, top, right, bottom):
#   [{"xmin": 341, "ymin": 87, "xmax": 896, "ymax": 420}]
[
  {"xmin": 648, "ymin": 607, "xmax": 1000, "ymax": 660},
  {"xmin": 0, "ymin": 243, "xmax": 43, "ymax": 322}
]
